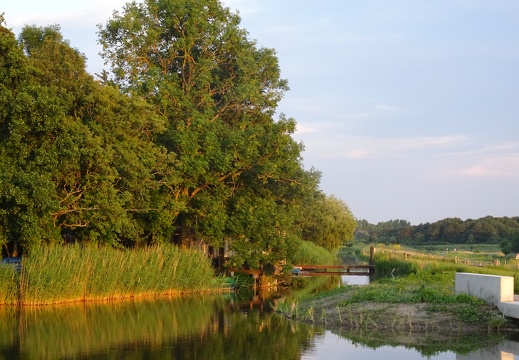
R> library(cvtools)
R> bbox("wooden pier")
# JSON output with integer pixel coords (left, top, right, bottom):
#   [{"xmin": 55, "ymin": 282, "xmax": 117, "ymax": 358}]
[{"xmin": 294, "ymin": 264, "xmax": 374, "ymax": 276}]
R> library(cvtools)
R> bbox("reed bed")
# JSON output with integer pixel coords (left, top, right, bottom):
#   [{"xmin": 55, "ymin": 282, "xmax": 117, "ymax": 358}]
[
  {"xmin": 3, "ymin": 243, "xmax": 215, "ymax": 305},
  {"xmin": 291, "ymin": 240, "xmax": 338, "ymax": 265},
  {"xmin": 0, "ymin": 265, "xmax": 19, "ymax": 304}
]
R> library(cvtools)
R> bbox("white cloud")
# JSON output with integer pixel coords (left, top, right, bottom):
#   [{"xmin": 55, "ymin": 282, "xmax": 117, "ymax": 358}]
[
  {"xmin": 401, "ymin": 135, "xmax": 468, "ymax": 148},
  {"xmin": 295, "ymin": 123, "xmax": 319, "ymax": 134},
  {"xmin": 301, "ymin": 134, "xmax": 468, "ymax": 160},
  {"xmin": 458, "ymin": 166, "xmax": 491, "ymax": 177},
  {"xmin": 345, "ymin": 149, "xmax": 371, "ymax": 159},
  {"xmin": 455, "ymin": 154, "xmax": 519, "ymax": 178}
]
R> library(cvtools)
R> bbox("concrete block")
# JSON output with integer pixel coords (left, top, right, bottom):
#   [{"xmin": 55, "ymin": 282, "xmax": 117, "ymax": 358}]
[{"xmin": 455, "ymin": 273, "xmax": 514, "ymax": 306}]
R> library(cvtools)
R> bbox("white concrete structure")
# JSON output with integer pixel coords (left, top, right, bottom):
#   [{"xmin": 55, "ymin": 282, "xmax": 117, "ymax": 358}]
[{"xmin": 455, "ymin": 272, "xmax": 519, "ymax": 319}]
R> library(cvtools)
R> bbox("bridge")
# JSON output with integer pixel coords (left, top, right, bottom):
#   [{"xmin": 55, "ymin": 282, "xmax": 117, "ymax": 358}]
[{"xmin": 293, "ymin": 264, "xmax": 374, "ymax": 276}]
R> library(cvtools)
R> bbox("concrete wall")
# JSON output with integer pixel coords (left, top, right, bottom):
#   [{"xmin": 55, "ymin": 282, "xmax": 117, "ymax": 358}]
[
  {"xmin": 455, "ymin": 272, "xmax": 519, "ymax": 318},
  {"xmin": 455, "ymin": 272, "xmax": 514, "ymax": 306}
]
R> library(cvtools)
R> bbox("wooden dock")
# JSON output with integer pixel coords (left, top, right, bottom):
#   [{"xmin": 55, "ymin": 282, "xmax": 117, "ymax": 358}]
[{"xmin": 294, "ymin": 264, "xmax": 374, "ymax": 276}]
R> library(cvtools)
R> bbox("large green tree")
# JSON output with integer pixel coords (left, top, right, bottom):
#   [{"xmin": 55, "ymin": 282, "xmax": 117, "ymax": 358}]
[
  {"xmin": 0, "ymin": 21, "xmax": 64, "ymax": 249},
  {"xmin": 0, "ymin": 21, "xmax": 175, "ymax": 250},
  {"xmin": 98, "ymin": 0, "xmax": 312, "ymax": 265}
]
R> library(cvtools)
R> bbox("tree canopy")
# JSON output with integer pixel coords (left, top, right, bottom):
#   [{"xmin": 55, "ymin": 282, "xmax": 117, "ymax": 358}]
[{"xmin": 0, "ymin": 3, "xmax": 356, "ymax": 268}]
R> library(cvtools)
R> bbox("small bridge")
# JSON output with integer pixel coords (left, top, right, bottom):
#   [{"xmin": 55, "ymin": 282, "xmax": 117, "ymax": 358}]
[{"xmin": 293, "ymin": 264, "xmax": 374, "ymax": 276}]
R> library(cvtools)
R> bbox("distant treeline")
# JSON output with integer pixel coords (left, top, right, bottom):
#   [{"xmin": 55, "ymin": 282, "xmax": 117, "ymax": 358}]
[{"xmin": 355, "ymin": 217, "xmax": 519, "ymax": 251}]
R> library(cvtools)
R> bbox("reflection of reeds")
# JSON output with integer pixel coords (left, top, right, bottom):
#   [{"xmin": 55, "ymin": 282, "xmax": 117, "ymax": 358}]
[
  {"xmin": 0, "ymin": 296, "xmax": 219, "ymax": 359},
  {"xmin": 0, "ymin": 296, "xmax": 321, "ymax": 360},
  {"xmin": 6, "ymin": 243, "xmax": 215, "ymax": 305}
]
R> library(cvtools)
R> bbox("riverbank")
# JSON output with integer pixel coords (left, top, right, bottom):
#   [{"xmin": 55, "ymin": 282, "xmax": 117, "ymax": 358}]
[
  {"xmin": 275, "ymin": 254, "xmax": 519, "ymax": 343},
  {"xmin": 290, "ymin": 287, "xmax": 511, "ymax": 333}
]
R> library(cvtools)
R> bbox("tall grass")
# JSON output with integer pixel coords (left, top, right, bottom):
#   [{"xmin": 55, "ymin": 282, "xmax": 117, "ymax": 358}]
[
  {"xmin": 7, "ymin": 243, "xmax": 216, "ymax": 305},
  {"xmin": 0, "ymin": 265, "xmax": 20, "ymax": 304},
  {"xmin": 291, "ymin": 240, "xmax": 338, "ymax": 265}
]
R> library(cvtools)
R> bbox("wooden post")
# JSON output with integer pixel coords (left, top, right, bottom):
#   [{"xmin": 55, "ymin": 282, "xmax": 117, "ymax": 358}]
[{"xmin": 369, "ymin": 247, "xmax": 375, "ymax": 265}]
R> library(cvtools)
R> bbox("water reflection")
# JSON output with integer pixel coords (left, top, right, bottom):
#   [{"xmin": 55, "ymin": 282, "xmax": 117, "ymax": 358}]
[
  {"xmin": 341, "ymin": 275, "xmax": 370, "ymax": 286},
  {"xmin": 301, "ymin": 331, "xmax": 456, "ymax": 360},
  {"xmin": 0, "ymin": 286, "xmax": 517, "ymax": 359},
  {"xmin": 457, "ymin": 340, "xmax": 519, "ymax": 360},
  {"xmin": 0, "ymin": 295, "xmax": 317, "ymax": 359}
]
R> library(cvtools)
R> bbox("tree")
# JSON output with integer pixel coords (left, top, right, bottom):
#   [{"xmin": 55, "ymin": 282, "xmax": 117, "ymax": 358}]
[
  {"xmin": 98, "ymin": 0, "xmax": 314, "ymax": 265},
  {"xmin": 299, "ymin": 192, "xmax": 356, "ymax": 251},
  {"xmin": 22, "ymin": 24, "xmax": 178, "ymax": 246},
  {"xmin": 0, "ymin": 22, "xmax": 175, "ymax": 250},
  {"xmin": 0, "ymin": 21, "xmax": 63, "ymax": 249}
]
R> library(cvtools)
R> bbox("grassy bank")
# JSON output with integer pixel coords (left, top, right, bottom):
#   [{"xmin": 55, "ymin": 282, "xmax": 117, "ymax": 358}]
[
  {"xmin": 275, "ymin": 251, "xmax": 517, "ymax": 334},
  {"xmin": 0, "ymin": 244, "xmax": 216, "ymax": 305}
]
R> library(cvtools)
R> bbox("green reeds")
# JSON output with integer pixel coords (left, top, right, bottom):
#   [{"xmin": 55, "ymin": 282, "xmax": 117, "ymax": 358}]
[
  {"xmin": 13, "ymin": 243, "xmax": 215, "ymax": 305},
  {"xmin": 0, "ymin": 265, "xmax": 19, "ymax": 304},
  {"xmin": 291, "ymin": 240, "xmax": 338, "ymax": 265}
]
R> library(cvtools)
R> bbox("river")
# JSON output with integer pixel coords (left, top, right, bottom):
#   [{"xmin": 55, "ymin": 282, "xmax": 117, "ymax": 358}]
[{"xmin": 0, "ymin": 276, "xmax": 517, "ymax": 359}]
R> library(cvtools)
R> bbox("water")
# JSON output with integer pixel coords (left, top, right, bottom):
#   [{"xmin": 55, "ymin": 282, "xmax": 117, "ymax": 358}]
[{"xmin": 0, "ymin": 278, "xmax": 517, "ymax": 359}]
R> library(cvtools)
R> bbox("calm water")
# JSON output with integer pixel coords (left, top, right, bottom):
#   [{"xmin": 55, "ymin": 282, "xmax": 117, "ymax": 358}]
[{"xmin": 0, "ymin": 277, "xmax": 517, "ymax": 359}]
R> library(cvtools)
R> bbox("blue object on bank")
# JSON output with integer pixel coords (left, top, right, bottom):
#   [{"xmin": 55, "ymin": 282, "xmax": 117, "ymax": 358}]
[{"xmin": 1, "ymin": 257, "xmax": 21, "ymax": 272}]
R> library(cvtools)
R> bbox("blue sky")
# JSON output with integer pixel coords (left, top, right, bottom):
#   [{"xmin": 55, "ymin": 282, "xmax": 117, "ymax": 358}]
[{"xmin": 3, "ymin": 0, "xmax": 519, "ymax": 224}]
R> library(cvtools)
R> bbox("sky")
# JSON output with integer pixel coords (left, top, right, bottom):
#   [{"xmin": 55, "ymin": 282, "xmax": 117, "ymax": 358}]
[{"xmin": 3, "ymin": 1, "xmax": 519, "ymax": 225}]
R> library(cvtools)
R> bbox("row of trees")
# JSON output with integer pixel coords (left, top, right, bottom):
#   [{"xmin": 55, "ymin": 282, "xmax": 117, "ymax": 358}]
[
  {"xmin": 355, "ymin": 216, "xmax": 519, "ymax": 251},
  {"xmin": 0, "ymin": 0, "xmax": 356, "ymax": 268}
]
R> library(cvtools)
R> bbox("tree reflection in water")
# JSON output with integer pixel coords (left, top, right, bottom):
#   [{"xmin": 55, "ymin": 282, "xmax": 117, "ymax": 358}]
[
  {"xmin": 0, "ymin": 276, "xmax": 515, "ymax": 359},
  {"xmin": 0, "ymin": 294, "xmax": 318, "ymax": 360}
]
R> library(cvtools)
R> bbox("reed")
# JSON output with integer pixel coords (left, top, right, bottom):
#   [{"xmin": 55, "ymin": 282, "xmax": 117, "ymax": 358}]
[
  {"xmin": 0, "ymin": 265, "xmax": 19, "ymax": 304},
  {"xmin": 11, "ymin": 243, "xmax": 215, "ymax": 305},
  {"xmin": 291, "ymin": 240, "xmax": 337, "ymax": 266}
]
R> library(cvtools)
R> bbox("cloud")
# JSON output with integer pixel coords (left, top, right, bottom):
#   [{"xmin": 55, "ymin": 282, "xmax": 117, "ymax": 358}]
[
  {"xmin": 401, "ymin": 135, "xmax": 468, "ymax": 149},
  {"xmin": 300, "ymin": 134, "xmax": 468, "ymax": 160},
  {"xmin": 295, "ymin": 123, "xmax": 319, "ymax": 134},
  {"xmin": 458, "ymin": 166, "xmax": 490, "ymax": 177},
  {"xmin": 345, "ymin": 149, "xmax": 372, "ymax": 159},
  {"xmin": 454, "ymin": 154, "xmax": 519, "ymax": 178}
]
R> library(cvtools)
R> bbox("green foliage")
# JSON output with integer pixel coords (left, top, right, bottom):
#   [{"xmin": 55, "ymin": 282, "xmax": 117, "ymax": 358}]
[
  {"xmin": 356, "ymin": 216, "xmax": 519, "ymax": 246},
  {"xmin": 13, "ymin": 243, "xmax": 215, "ymax": 305},
  {"xmin": 96, "ymin": 0, "xmax": 337, "ymax": 266},
  {"xmin": 0, "ymin": 264, "xmax": 19, "ymax": 304},
  {"xmin": 1, "ymin": 2, "xmax": 356, "ymax": 268},
  {"xmin": 371, "ymin": 252, "xmax": 420, "ymax": 278},
  {"xmin": 289, "ymin": 240, "xmax": 338, "ymax": 266},
  {"xmin": 299, "ymin": 192, "xmax": 356, "ymax": 251},
  {"xmin": 0, "ymin": 23, "xmax": 177, "ymax": 248}
]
